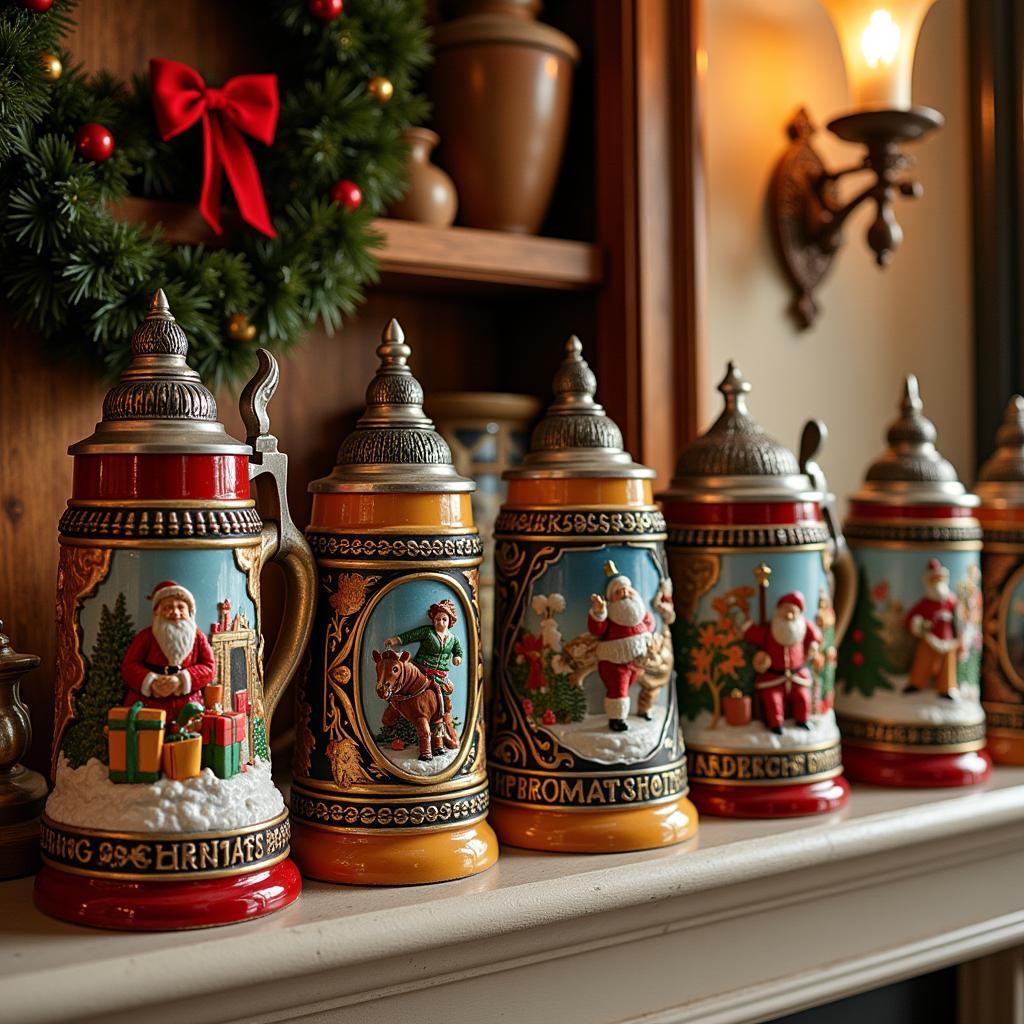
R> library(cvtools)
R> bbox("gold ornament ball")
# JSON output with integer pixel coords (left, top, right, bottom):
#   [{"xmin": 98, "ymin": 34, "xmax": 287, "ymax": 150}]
[
  {"xmin": 368, "ymin": 76, "xmax": 394, "ymax": 104},
  {"xmin": 41, "ymin": 53, "xmax": 62, "ymax": 81},
  {"xmin": 227, "ymin": 313, "xmax": 257, "ymax": 343}
]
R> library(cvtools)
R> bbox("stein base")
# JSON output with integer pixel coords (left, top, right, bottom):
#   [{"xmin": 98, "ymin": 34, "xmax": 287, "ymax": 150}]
[
  {"xmin": 289, "ymin": 819, "xmax": 498, "ymax": 885},
  {"xmin": 33, "ymin": 859, "xmax": 301, "ymax": 931},
  {"xmin": 841, "ymin": 744, "xmax": 992, "ymax": 787},
  {"xmin": 487, "ymin": 796, "xmax": 698, "ymax": 853},
  {"xmin": 689, "ymin": 777, "xmax": 850, "ymax": 818},
  {"xmin": 987, "ymin": 733, "xmax": 1024, "ymax": 766}
]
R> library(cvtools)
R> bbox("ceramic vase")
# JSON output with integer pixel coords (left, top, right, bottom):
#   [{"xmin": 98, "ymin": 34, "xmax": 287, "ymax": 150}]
[
  {"xmin": 389, "ymin": 128, "xmax": 459, "ymax": 227},
  {"xmin": 432, "ymin": 0, "xmax": 579, "ymax": 234}
]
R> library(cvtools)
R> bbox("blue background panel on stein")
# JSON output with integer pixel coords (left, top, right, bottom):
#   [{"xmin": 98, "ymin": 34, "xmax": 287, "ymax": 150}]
[
  {"xmin": 837, "ymin": 547, "xmax": 983, "ymax": 727},
  {"xmin": 505, "ymin": 544, "xmax": 676, "ymax": 767},
  {"xmin": 675, "ymin": 549, "xmax": 839, "ymax": 752},
  {"xmin": 357, "ymin": 574, "xmax": 473, "ymax": 778}
]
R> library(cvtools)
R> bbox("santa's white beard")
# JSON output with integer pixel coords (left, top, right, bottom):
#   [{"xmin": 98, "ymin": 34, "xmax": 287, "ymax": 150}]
[
  {"xmin": 608, "ymin": 594, "xmax": 645, "ymax": 627},
  {"xmin": 925, "ymin": 579, "xmax": 951, "ymax": 602},
  {"xmin": 153, "ymin": 615, "xmax": 197, "ymax": 666},
  {"xmin": 771, "ymin": 613, "xmax": 805, "ymax": 647}
]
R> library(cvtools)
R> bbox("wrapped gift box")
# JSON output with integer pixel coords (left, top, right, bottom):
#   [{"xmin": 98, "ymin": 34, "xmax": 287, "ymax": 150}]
[
  {"xmin": 161, "ymin": 734, "xmax": 202, "ymax": 779},
  {"xmin": 200, "ymin": 710, "xmax": 245, "ymax": 779},
  {"xmin": 108, "ymin": 702, "xmax": 165, "ymax": 783}
]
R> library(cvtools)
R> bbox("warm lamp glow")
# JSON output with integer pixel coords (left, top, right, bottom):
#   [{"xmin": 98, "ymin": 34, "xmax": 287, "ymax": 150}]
[{"xmin": 821, "ymin": 0, "xmax": 936, "ymax": 109}]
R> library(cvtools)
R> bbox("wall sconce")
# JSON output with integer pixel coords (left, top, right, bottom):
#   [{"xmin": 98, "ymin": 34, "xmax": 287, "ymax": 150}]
[{"xmin": 770, "ymin": 0, "xmax": 942, "ymax": 328}]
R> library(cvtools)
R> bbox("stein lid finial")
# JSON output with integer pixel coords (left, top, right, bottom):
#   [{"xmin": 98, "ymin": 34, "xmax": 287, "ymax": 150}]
[
  {"xmin": 68, "ymin": 289, "xmax": 250, "ymax": 456},
  {"xmin": 311, "ymin": 319, "xmax": 473, "ymax": 493},
  {"xmin": 853, "ymin": 375, "xmax": 973, "ymax": 506},
  {"xmin": 0, "ymin": 620, "xmax": 41, "ymax": 677},
  {"xmin": 508, "ymin": 335, "xmax": 652, "ymax": 480},
  {"xmin": 660, "ymin": 361, "xmax": 817, "ymax": 503},
  {"xmin": 976, "ymin": 395, "xmax": 1024, "ymax": 495}
]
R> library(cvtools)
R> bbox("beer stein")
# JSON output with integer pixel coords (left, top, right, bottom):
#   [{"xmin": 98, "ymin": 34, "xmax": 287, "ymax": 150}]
[
  {"xmin": 977, "ymin": 397, "xmax": 1024, "ymax": 763},
  {"xmin": 836, "ymin": 376, "xmax": 989, "ymax": 786},
  {"xmin": 488, "ymin": 337, "xmax": 696, "ymax": 852},
  {"xmin": 289, "ymin": 320, "xmax": 498, "ymax": 884},
  {"xmin": 659, "ymin": 363, "xmax": 855, "ymax": 818},
  {"xmin": 34, "ymin": 291, "xmax": 316, "ymax": 930}
]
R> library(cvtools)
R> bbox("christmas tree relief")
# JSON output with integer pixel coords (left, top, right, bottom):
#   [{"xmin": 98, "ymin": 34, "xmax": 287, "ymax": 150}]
[
  {"xmin": 837, "ymin": 568, "xmax": 897, "ymax": 696},
  {"xmin": 61, "ymin": 593, "xmax": 135, "ymax": 768}
]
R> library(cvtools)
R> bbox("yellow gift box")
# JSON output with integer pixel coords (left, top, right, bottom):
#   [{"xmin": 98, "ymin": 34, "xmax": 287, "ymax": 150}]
[
  {"xmin": 161, "ymin": 734, "xmax": 202, "ymax": 780},
  {"xmin": 107, "ymin": 702, "xmax": 165, "ymax": 783}
]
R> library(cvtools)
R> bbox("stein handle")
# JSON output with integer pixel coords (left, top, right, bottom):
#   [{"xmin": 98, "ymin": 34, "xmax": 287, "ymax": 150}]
[
  {"xmin": 799, "ymin": 418, "xmax": 855, "ymax": 644},
  {"xmin": 240, "ymin": 350, "xmax": 317, "ymax": 724}
]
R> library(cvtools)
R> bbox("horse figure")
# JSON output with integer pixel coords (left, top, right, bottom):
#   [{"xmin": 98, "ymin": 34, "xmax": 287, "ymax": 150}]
[{"xmin": 372, "ymin": 649, "xmax": 458, "ymax": 761}]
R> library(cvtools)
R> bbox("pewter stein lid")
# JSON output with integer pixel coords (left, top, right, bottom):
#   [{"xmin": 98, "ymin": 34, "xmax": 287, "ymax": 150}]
[
  {"xmin": 68, "ymin": 290, "xmax": 250, "ymax": 456},
  {"xmin": 504, "ymin": 335, "xmax": 653, "ymax": 480},
  {"xmin": 310, "ymin": 319, "xmax": 473, "ymax": 493},
  {"xmin": 975, "ymin": 395, "xmax": 1024, "ymax": 506},
  {"xmin": 659, "ymin": 361, "xmax": 822, "ymax": 503},
  {"xmin": 851, "ymin": 375, "xmax": 978, "ymax": 508}
]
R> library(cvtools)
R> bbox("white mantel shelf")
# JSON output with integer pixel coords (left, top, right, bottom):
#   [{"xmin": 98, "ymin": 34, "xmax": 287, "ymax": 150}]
[{"xmin": 3, "ymin": 772, "xmax": 1024, "ymax": 1024}]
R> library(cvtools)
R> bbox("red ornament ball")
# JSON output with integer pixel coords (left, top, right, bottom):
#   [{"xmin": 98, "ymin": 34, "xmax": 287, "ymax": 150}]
[
  {"xmin": 852, "ymin": 629, "xmax": 864, "ymax": 643},
  {"xmin": 19, "ymin": 0, "xmax": 54, "ymax": 11},
  {"xmin": 309, "ymin": 0, "xmax": 343, "ymax": 21},
  {"xmin": 541, "ymin": 709, "xmax": 557, "ymax": 726},
  {"xmin": 852, "ymin": 652, "xmax": 865, "ymax": 667},
  {"xmin": 331, "ymin": 179, "xmax": 362, "ymax": 210},
  {"xmin": 74, "ymin": 123, "xmax": 115, "ymax": 162}
]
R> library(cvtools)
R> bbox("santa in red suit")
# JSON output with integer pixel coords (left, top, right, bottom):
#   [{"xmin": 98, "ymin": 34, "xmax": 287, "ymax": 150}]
[
  {"xmin": 121, "ymin": 580, "xmax": 216, "ymax": 718},
  {"xmin": 587, "ymin": 562, "xmax": 656, "ymax": 732},
  {"xmin": 904, "ymin": 558, "xmax": 959, "ymax": 698},
  {"xmin": 743, "ymin": 592, "xmax": 821, "ymax": 735}
]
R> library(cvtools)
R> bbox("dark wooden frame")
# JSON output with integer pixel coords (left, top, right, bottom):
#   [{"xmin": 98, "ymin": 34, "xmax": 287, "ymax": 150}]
[{"xmin": 970, "ymin": 0, "xmax": 1024, "ymax": 462}]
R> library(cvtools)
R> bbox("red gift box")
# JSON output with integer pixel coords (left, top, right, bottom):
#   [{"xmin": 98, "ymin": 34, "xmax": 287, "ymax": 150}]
[
  {"xmin": 233, "ymin": 690, "xmax": 249, "ymax": 717},
  {"xmin": 201, "ymin": 709, "xmax": 246, "ymax": 745}
]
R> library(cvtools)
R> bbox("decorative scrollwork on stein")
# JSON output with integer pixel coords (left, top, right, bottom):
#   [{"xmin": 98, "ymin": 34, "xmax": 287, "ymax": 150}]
[{"xmin": 494, "ymin": 508, "xmax": 666, "ymax": 538}]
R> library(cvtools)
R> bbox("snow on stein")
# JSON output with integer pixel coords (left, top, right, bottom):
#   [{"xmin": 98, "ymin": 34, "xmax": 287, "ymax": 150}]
[
  {"xmin": 34, "ymin": 291, "xmax": 316, "ymax": 930},
  {"xmin": 658, "ymin": 363, "xmax": 857, "ymax": 818},
  {"xmin": 289, "ymin": 320, "xmax": 498, "ymax": 885},
  {"xmin": 487, "ymin": 337, "xmax": 697, "ymax": 852}
]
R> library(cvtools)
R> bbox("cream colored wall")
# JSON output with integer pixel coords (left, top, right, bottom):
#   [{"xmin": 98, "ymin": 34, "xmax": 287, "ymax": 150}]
[{"xmin": 701, "ymin": 0, "xmax": 972, "ymax": 513}]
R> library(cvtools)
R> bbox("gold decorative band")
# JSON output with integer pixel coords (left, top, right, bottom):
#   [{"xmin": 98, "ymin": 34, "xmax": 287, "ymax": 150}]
[
  {"xmin": 687, "ymin": 743, "xmax": 843, "ymax": 786},
  {"xmin": 487, "ymin": 761, "xmax": 688, "ymax": 809},
  {"xmin": 837, "ymin": 714, "xmax": 987, "ymax": 752},
  {"xmin": 290, "ymin": 782, "xmax": 489, "ymax": 833},
  {"xmin": 39, "ymin": 811, "xmax": 290, "ymax": 882},
  {"xmin": 982, "ymin": 702, "xmax": 1024, "ymax": 733}
]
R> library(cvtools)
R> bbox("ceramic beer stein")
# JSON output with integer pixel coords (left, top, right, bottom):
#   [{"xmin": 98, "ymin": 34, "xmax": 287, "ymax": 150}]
[
  {"xmin": 836, "ymin": 376, "xmax": 989, "ymax": 786},
  {"xmin": 34, "ymin": 291, "xmax": 316, "ymax": 930},
  {"xmin": 488, "ymin": 337, "xmax": 696, "ymax": 853},
  {"xmin": 658, "ymin": 363, "xmax": 855, "ymax": 818},
  {"xmin": 289, "ymin": 320, "xmax": 498, "ymax": 885},
  {"xmin": 976, "ymin": 397, "xmax": 1024, "ymax": 764}
]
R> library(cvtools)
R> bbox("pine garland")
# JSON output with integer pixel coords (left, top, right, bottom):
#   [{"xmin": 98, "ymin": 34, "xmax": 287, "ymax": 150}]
[{"xmin": 0, "ymin": 0, "xmax": 430, "ymax": 389}]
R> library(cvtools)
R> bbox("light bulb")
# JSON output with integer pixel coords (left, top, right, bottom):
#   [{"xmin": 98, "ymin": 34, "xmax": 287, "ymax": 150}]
[{"xmin": 861, "ymin": 10, "xmax": 901, "ymax": 68}]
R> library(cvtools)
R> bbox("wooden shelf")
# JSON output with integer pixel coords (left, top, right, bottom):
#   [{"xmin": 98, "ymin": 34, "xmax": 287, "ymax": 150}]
[
  {"xmin": 6, "ymin": 772, "xmax": 1024, "ymax": 1024},
  {"xmin": 112, "ymin": 198, "xmax": 604, "ymax": 292}
]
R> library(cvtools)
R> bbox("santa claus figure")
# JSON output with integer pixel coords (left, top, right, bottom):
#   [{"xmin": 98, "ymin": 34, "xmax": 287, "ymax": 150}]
[
  {"xmin": 587, "ymin": 561, "xmax": 656, "ymax": 732},
  {"xmin": 904, "ymin": 558, "xmax": 959, "ymax": 699},
  {"xmin": 744, "ymin": 592, "xmax": 821, "ymax": 735},
  {"xmin": 121, "ymin": 580, "xmax": 216, "ymax": 717}
]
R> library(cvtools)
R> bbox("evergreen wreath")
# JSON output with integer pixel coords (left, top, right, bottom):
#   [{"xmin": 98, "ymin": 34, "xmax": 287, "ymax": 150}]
[{"xmin": 0, "ymin": 0, "xmax": 430, "ymax": 389}]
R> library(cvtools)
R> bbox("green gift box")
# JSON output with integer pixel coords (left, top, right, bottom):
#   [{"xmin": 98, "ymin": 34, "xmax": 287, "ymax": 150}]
[{"xmin": 200, "ymin": 710, "xmax": 245, "ymax": 780}]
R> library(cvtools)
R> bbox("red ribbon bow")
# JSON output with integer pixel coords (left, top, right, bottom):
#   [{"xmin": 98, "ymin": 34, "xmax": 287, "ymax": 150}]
[{"xmin": 150, "ymin": 58, "xmax": 279, "ymax": 238}]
